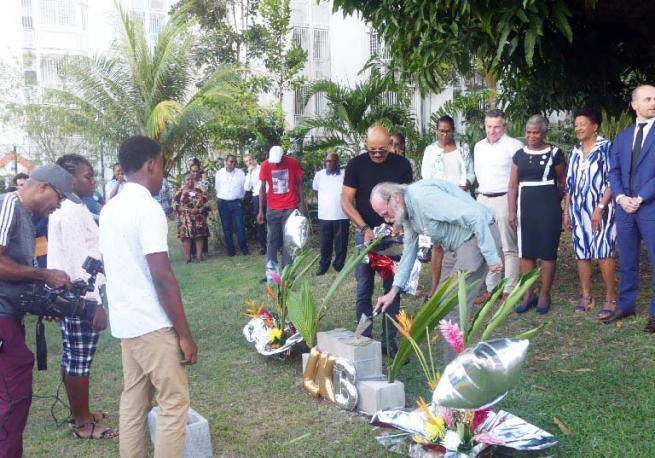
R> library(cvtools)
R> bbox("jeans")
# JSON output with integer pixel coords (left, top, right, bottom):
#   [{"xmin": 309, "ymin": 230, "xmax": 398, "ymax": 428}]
[
  {"xmin": 318, "ymin": 219, "xmax": 350, "ymax": 271},
  {"xmin": 266, "ymin": 208, "xmax": 295, "ymax": 268},
  {"xmin": 218, "ymin": 199, "xmax": 249, "ymax": 255},
  {"xmin": 354, "ymin": 231, "xmax": 400, "ymax": 347},
  {"xmin": 252, "ymin": 197, "xmax": 267, "ymax": 251}
]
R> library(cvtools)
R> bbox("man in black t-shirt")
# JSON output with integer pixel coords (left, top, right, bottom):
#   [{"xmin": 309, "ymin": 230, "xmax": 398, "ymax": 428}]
[{"xmin": 341, "ymin": 126, "xmax": 413, "ymax": 357}]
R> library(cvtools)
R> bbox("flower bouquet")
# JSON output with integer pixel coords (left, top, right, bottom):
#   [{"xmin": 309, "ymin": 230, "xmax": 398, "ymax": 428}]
[
  {"xmin": 243, "ymin": 250, "xmax": 317, "ymax": 356},
  {"xmin": 371, "ymin": 269, "xmax": 557, "ymax": 457}
]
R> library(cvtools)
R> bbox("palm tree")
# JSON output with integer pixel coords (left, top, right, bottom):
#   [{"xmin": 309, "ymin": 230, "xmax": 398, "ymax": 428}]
[
  {"xmin": 46, "ymin": 1, "xmax": 239, "ymax": 172},
  {"xmin": 298, "ymin": 72, "xmax": 415, "ymax": 157}
]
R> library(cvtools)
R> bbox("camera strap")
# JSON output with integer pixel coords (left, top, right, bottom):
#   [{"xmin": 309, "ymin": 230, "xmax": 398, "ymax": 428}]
[{"xmin": 36, "ymin": 317, "xmax": 48, "ymax": 371}]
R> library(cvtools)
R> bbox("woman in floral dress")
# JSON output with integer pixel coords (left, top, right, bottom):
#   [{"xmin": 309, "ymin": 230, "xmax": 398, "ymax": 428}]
[{"xmin": 174, "ymin": 172, "xmax": 210, "ymax": 263}]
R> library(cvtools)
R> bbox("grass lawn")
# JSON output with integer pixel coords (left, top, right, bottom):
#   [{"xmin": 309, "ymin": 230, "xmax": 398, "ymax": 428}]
[{"xmin": 22, "ymin": 224, "xmax": 655, "ymax": 457}]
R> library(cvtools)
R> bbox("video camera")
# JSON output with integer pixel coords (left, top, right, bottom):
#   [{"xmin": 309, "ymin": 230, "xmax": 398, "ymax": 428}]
[{"xmin": 19, "ymin": 256, "xmax": 104, "ymax": 322}]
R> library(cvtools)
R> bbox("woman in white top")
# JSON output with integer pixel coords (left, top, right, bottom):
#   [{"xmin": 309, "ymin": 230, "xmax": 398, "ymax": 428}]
[{"xmin": 421, "ymin": 115, "xmax": 476, "ymax": 300}]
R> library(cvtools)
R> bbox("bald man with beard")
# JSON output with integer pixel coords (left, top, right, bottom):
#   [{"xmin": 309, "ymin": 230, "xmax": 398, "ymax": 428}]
[{"xmin": 341, "ymin": 126, "xmax": 413, "ymax": 358}]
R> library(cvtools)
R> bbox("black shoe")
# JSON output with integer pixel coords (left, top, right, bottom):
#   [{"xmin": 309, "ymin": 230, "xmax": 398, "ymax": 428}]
[
  {"xmin": 259, "ymin": 277, "xmax": 267, "ymax": 284},
  {"xmin": 227, "ymin": 252, "xmax": 235, "ymax": 257},
  {"xmin": 242, "ymin": 251, "xmax": 251, "ymax": 256},
  {"xmin": 333, "ymin": 265, "xmax": 343, "ymax": 272},
  {"xmin": 381, "ymin": 343, "xmax": 398, "ymax": 359},
  {"xmin": 259, "ymin": 248, "xmax": 267, "ymax": 255},
  {"xmin": 316, "ymin": 268, "xmax": 328, "ymax": 276}
]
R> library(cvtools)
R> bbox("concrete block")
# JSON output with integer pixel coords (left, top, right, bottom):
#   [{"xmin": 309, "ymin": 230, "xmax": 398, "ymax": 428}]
[
  {"xmin": 316, "ymin": 329, "xmax": 382, "ymax": 378},
  {"xmin": 148, "ymin": 407, "xmax": 213, "ymax": 458},
  {"xmin": 357, "ymin": 379, "xmax": 405, "ymax": 415}
]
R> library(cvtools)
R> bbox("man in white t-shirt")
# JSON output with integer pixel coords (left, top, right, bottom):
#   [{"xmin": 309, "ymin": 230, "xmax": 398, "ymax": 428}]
[
  {"xmin": 312, "ymin": 152, "xmax": 349, "ymax": 275},
  {"xmin": 473, "ymin": 109, "xmax": 523, "ymax": 302},
  {"xmin": 99, "ymin": 135, "xmax": 198, "ymax": 458}
]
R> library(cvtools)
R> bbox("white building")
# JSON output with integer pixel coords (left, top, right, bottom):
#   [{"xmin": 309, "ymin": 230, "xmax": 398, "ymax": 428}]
[
  {"xmin": 277, "ymin": 0, "xmax": 455, "ymax": 133},
  {"xmin": 0, "ymin": 0, "xmax": 176, "ymax": 169}
]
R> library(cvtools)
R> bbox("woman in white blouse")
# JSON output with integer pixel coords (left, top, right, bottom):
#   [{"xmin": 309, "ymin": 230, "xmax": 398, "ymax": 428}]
[{"xmin": 421, "ymin": 115, "xmax": 476, "ymax": 300}]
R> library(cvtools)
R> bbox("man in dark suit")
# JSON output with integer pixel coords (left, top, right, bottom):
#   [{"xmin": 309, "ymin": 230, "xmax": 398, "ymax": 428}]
[{"xmin": 605, "ymin": 84, "xmax": 655, "ymax": 331}]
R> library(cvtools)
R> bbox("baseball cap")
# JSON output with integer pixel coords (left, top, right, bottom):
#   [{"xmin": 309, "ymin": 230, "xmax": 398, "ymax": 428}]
[
  {"xmin": 269, "ymin": 146, "xmax": 284, "ymax": 164},
  {"xmin": 30, "ymin": 163, "xmax": 81, "ymax": 204}
]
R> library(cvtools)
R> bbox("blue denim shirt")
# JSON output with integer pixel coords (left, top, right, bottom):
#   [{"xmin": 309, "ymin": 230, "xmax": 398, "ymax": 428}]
[{"xmin": 393, "ymin": 179, "xmax": 500, "ymax": 289}]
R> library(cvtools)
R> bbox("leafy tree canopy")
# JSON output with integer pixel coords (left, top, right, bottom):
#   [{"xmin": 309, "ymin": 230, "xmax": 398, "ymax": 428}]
[{"xmin": 332, "ymin": 0, "xmax": 655, "ymax": 115}]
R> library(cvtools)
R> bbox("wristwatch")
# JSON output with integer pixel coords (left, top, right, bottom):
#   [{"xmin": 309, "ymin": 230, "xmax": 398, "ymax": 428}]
[
  {"xmin": 597, "ymin": 203, "xmax": 606, "ymax": 210},
  {"xmin": 636, "ymin": 196, "xmax": 644, "ymax": 204}
]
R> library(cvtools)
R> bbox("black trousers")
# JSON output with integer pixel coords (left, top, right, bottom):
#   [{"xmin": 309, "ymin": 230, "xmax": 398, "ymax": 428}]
[{"xmin": 318, "ymin": 219, "xmax": 350, "ymax": 271}]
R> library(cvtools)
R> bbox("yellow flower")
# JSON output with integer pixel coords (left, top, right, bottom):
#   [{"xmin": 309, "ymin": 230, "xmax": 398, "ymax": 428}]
[
  {"xmin": 428, "ymin": 371, "xmax": 441, "ymax": 390},
  {"xmin": 269, "ymin": 328, "xmax": 283, "ymax": 342},
  {"xmin": 393, "ymin": 309, "xmax": 414, "ymax": 340},
  {"xmin": 245, "ymin": 300, "xmax": 265, "ymax": 318},
  {"xmin": 424, "ymin": 416, "xmax": 446, "ymax": 441},
  {"xmin": 417, "ymin": 397, "xmax": 446, "ymax": 441}
]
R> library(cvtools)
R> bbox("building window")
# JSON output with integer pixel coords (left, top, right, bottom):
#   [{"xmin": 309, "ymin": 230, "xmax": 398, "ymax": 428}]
[
  {"xmin": 293, "ymin": 27, "xmax": 310, "ymax": 53},
  {"xmin": 294, "ymin": 86, "xmax": 309, "ymax": 117},
  {"xmin": 149, "ymin": 0, "xmax": 165, "ymax": 10},
  {"xmin": 58, "ymin": 2, "xmax": 75, "ymax": 27},
  {"xmin": 313, "ymin": 29, "xmax": 328, "ymax": 61},
  {"xmin": 150, "ymin": 13, "xmax": 165, "ymax": 44},
  {"xmin": 39, "ymin": 1, "xmax": 76, "ymax": 28},
  {"xmin": 314, "ymin": 92, "xmax": 327, "ymax": 116},
  {"xmin": 21, "ymin": 0, "xmax": 34, "ymax": 28},
  {"xmin": 369, "ymin": 30, "xmax": 389, "ymax": 60}
]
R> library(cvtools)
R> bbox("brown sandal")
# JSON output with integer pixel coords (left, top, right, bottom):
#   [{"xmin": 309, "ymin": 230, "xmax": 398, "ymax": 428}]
[
  {"xmin": 597, "ymin": 300, "xmax": 617, "ymax": 321},
  {"xmin": 72, "ymin": 422, "xmax": 119, "ymax": 439},
  {"xmin": 574, "ymin": 296, "xmax": 594, "ymax": 315}
]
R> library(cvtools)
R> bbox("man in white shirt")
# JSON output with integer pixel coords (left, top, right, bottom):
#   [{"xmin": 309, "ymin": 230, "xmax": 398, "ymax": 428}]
[
  {"xmin": 473, "ymin": 109, "xmax": 523, "ymax": 302},
  {"xmin": 215, "ymin": 154, "xmax": 250, "ymax": 256},
  {"xmin": 244, "ymin": 154, "xmax": 267, "ymax": 255},
  {"xmin": 312, "ymin": 152, "xmax": 349, "ymax": 275},
  {"xmin": 99, "ymin": 135, "xmax": 198, "ymax": 458}
]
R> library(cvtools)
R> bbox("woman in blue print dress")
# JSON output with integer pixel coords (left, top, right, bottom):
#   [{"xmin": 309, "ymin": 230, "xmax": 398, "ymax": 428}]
[{"xmin": 563, "ymin": 108, "xmax": 616, "ymax": 319}]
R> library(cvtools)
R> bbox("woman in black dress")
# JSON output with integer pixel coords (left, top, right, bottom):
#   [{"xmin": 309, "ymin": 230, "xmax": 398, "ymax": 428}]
[{"xmin": 509, "ymin": 115, "xmax": 566, "ymax": 314}]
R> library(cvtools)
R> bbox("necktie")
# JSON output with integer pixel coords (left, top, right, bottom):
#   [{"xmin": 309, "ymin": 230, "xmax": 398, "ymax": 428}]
[{"xmin": 629, "ymin": 122, "xmax": 647, "ymax": 192}]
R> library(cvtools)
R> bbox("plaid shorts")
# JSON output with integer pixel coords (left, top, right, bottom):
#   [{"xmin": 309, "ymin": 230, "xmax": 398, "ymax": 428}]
[{"xmin": 60, "ymin": 316, "xmax": 100, "ymax": 377}]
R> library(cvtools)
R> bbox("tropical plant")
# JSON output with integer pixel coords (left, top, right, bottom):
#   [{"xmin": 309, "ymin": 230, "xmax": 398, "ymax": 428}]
[
  {"xmin": 388, "ymin": 269, "xmax": 543, "ymax": 382},
  {"xmin": 297, "ymin": 72, "xmax": 415, "ymax": 157},
  {"xmin": 43, "ymin": 0, "xmax": 239, "ymax": 172},
  {"xmin": 287, "ymin": 238, "xmax": 379, "ymax": 348}
]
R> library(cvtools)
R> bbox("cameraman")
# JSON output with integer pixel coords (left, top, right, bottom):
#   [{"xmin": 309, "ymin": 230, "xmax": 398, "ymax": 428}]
[{"xmin": 0, "ymin": 164, "xmax": 76, "ymax": 458}]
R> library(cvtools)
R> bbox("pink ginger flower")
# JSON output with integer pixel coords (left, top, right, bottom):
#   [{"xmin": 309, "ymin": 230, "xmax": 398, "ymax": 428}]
[
  {"xmin": 439, "ymin": 319, "xmax": 465, "ymax": 353},
  {"xmin": 472, "ymin": 432, "xmax": 503, "ymax": 445},
  {"xmin": 439, "ymin": 406, "xmax": 453, "ymax": 428},
  {"xmin": 268, "ymin": 269, "xmax": 282, "ymax": 286}
]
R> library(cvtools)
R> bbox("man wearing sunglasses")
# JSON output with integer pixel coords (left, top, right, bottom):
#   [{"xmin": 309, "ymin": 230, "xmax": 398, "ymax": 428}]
[
  {"xmin": 341, "ymin": 126, "xmax": 413, "ymax": 358},
  {"xmin": 0, "ymin": 163, "xmax": 77, "ymax": 457}
]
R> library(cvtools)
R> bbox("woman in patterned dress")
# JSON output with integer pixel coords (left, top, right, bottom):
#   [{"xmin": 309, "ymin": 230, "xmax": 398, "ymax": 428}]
[
  {"xmin": 174, "ymin": 172, "xmax": 210, "ymax": 263},
  {"xmin": 509, "ymin": 115, "xmax": 566, "ymax": 315},
  {"xmin": 420, "ymin": 116, "xmax": 476, "ymax": 299},
  {"xmin": 563, "ymin": 108, "xmax": 616, "ymax": 318}
]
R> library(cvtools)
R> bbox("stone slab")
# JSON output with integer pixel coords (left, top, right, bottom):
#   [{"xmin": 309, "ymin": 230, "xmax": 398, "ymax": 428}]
[
  {"xmin": 357, "ymin": 379, "xmax": 405, "ymax": 414},
  {"xmin": 316, "ymin": 329, "xmax": 382, "ymax": 378},
  {"xmin": 148, "ymin": 407, "xmax": 213, "ymax": 458}
]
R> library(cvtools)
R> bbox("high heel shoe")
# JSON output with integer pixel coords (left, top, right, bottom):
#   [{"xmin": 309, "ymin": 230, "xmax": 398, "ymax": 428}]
[{"xmin": 515, "ymin": 296, "xmax": 538, "ymax": 314}]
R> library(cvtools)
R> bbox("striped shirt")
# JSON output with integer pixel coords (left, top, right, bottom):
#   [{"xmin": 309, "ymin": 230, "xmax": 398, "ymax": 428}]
[{"xmin": 0, "ymin": 193, "xmax": 36, "ymax": 317}]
